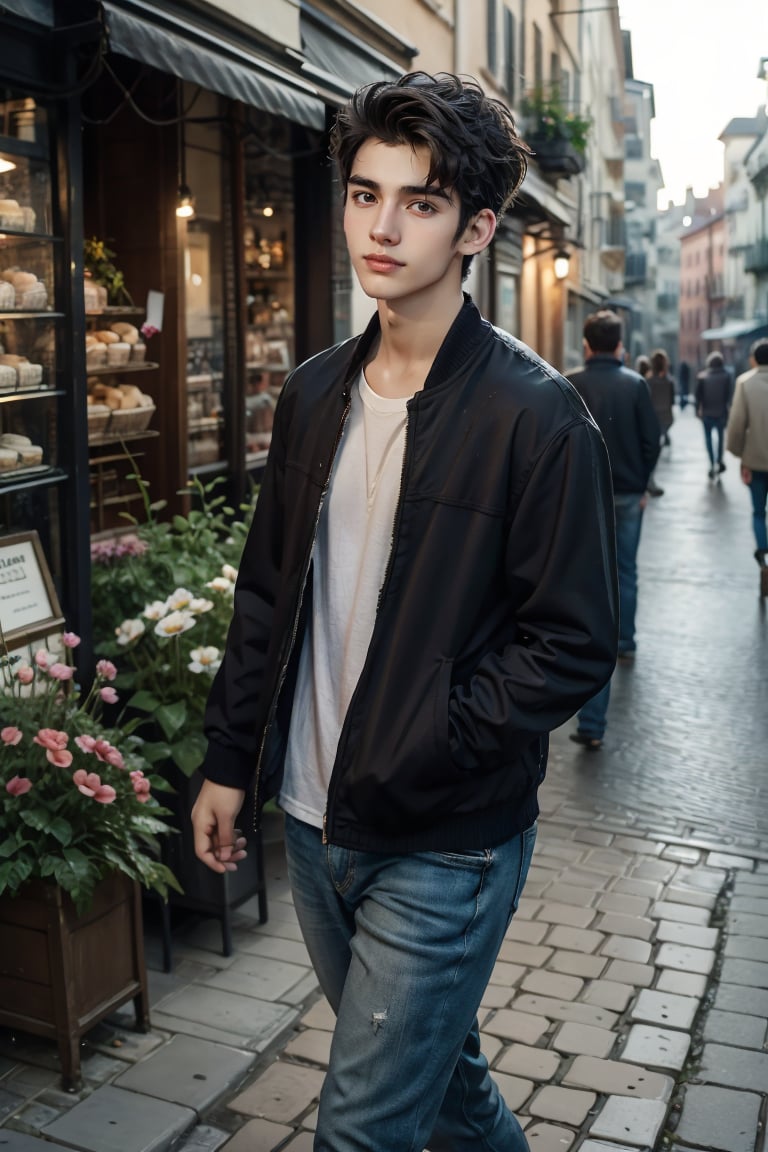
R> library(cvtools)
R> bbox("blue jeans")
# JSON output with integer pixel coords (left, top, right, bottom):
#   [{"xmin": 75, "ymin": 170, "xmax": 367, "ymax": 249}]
[
  {"xmin": 284, "ymin": 813, "xmax": 537, "ymax": 1152},
  {"xmin": 702, "ymin": 417, "xmax": 725, "ymax": 467},
  {"xmin": 749, "ymin": 470, "xmax": 768, "ymax": 551},
  {"xmin": 577, "ymin": 492, "xmax": 644, "ymax": 739}
]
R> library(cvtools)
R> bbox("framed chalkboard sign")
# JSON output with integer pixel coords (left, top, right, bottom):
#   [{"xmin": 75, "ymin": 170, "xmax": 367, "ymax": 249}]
[{"xmin": 0, "ymin": 530, "xmax": 64, "ymax": 649}]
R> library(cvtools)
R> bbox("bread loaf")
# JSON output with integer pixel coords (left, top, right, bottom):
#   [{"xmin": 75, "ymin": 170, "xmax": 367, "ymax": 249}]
[
  {"xmin": 110, "ymin": 322, "xmax": 139, "ymax": 344},
  {"xmin": 94, "ymin": 330, "xmax": 120, "ymax": 344}
]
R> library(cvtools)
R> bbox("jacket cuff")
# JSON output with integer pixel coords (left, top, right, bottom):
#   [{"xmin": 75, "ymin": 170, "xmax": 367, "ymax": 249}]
[{"xmin": 199, "ymin": 742, "xmax": 256, "ymax": 791}]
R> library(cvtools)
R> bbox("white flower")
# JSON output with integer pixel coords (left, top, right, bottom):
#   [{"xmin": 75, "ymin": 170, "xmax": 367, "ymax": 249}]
[
  {"xmin": 154, "ymin": 610, "xmax": 196, "ymax": 638},
  {"xmin": 143, "ymin": 600, "xmax": 168, "ymax": 620},
  {"xmin": 221, "ymin": 564, "xmax": 238, "ymax": 582},
  {"xmin": 188, "ymin": 646, "xmax": 221, "ymax": 674},
  {"xmin": 206, "ymin": 576, "xmax": 232, "ymax": 593},
  {"xmin": 166, "ymin": 587, "xmax": 194, "ymax": 612},
  {"xmin": 189, "ymin": 597, "xmax": 214, "ymax": 614},
  {"xmin": 116, "ymin": 618, "xmax": 146, "ymax": 645}
]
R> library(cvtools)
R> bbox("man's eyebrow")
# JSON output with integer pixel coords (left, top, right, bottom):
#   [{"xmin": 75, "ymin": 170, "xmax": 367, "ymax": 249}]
[{"xmin": 347, "ymin": 175, "xmax": 452, "ymax": 202}]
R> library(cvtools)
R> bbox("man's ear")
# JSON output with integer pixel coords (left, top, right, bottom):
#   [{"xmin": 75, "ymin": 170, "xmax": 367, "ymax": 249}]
[{"xmin": 457, "ymin": 208, "xmax": 497, "ymax": 257}]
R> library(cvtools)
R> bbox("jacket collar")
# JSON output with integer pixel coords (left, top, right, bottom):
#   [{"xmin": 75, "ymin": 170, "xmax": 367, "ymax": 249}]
[{"xmin": 342, "ymin": 295, "xmax": 490, "ymax": 393}]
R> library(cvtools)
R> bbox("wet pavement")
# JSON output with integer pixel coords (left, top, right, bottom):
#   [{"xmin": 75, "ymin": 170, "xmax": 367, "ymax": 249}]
[{"xmin": 1, "ymin": 404, "xmax": 767, "ymax": 1152}]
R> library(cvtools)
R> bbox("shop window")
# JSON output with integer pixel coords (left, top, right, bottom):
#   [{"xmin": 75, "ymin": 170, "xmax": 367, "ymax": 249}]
[{"xmin": 487, "ymin": 0, "xmax": 498, "ymax": 75}]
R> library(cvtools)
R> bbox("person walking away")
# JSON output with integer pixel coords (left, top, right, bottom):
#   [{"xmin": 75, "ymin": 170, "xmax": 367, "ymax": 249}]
[
  {"xmin": 647, "ymin": 348, "xmax": 675, "ymax": 448},
  {"xmin": 190, "ymin": 72, "xmax": 618, "ymax": 1152},
  {"xmin": 696, "ymin": 351, "xmax": 733, "ymax": 478},
  {"xmin": 679, "ymin": 360, "xmax": 691, "ymax": 409},
  {"xmin": 726, "ymin": 337, "xmax": 768, "ymax": 597},
  {"xmin": 635, "ymin": 354, "xmax": 664, "ymax": 497},
  {"xmin": 567, "ymin": 310, "xmax": 660, "ymax": 749}
]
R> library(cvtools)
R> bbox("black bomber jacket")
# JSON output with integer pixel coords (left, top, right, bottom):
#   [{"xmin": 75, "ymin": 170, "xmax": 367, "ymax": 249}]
[{"xmin": 200, "ymin": 298, "xmax": 618, "ymax": 852}]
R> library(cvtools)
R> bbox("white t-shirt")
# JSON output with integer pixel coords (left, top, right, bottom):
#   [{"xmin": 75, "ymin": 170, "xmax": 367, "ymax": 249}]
[{"xmin": 280, "ymin": 371, "xmax": 410, "ymax": 827}]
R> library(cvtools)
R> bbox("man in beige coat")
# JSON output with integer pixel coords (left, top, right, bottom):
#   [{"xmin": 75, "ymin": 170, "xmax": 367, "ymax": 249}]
[{"xmin": 726, "ymin": 336, "xmax": 768, "ymax": 595}]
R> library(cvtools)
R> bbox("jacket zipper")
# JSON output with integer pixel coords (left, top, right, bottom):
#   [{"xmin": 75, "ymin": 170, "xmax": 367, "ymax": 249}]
[
  {"xmin": 252, "ymin": 390, "xmax": 353, "ymax": 832},
  {"xmin": 323, "ymin": 396, "xmax": 416, "ymax": 844}
]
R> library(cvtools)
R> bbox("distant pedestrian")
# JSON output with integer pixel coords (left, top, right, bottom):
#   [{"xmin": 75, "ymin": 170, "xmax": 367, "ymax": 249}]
[
  {"xmin": 696, "ymin": 350, "xmax": 733, "ymax": 479},
  {"xmin": 726, "ymin": 337, "xmax": 768, "ymax": 596},
  {"xmin": 647, "ymin": 348, "xmax": 675, "ymax": 447},
  {"xmin": 679, "ymin": 360, "xmax": 691, "ymax": 409},
  {"xmin": 636, "ymin": 354, "xmax": 664, "ymax": 497},
  {"xmin": 567, "ymin": 310, "xmax": 660, "ymax": 748}
]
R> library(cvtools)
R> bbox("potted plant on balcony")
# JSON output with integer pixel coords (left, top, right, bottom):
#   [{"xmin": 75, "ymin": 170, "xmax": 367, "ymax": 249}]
[
  {"xmin": 0, "ymin": 629, "xmax": 179, "ymax": 1088},
  {"xmin": 521, "ymin": 88, "xmax": 591, "ymax": 178}
]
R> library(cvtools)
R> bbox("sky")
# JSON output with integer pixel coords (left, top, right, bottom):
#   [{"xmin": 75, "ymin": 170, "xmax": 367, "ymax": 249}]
[{"xmin": 618, "ymin": 0, "xmax": 768, "ymax": 206}]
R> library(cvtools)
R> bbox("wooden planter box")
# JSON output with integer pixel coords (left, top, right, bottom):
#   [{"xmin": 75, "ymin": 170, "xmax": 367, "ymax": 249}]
[
  {"xmin": 527, "ymin": 134, "xmax": 586, "ymax": 179},
  {"xmin": 0, "ymin": 872, "xmax": 149, "ymax": 1090}
]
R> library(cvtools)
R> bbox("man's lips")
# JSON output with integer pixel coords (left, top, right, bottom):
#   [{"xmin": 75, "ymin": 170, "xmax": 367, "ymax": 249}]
[{"xmin": 363, "ymin": 254, "xmax": 404, "ymax": 270}]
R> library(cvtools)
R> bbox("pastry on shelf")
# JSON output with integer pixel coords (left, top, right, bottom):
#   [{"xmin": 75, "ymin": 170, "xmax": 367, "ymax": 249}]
[
  {"xmin": 0, "ymin": 199, "xmax": 25, "ymax": 230},
  {"xmin": 130, "ymin": 342, "xmax": 146, "ymax": 363},
  {"xmin": 0, "ymin": 433, "xmax": 43, "ymax": 466},
  {"xmin": 0, "ymin": 353, "xmax": 44, "ymax": 389},
  {"xmin": 0, "ymin": 447, "xmax": 18, "ymax": 471},
  {"xmin": 1, "ymin": 267, "xmax": 48, "ymax": 310},
  {"xmin": 0, "ymin": 363, "xmax": 17, "ymax": 392},
  {"xmin": 110, "ymin": 322, "xmax": 139, "ymax": 344},
  {"xmin": 0, "ymin": 280, "xmax": 15, "ymax": 309},
  {"xmin": 106, "ymin": 341, "xmax": 131, "ymax": 366}
]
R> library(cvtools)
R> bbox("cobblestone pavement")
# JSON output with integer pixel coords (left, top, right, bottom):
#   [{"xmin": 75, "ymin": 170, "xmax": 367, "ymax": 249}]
[{"xmin": 1, "ymin": 406, "xmax": 767, "ymax": 1152}]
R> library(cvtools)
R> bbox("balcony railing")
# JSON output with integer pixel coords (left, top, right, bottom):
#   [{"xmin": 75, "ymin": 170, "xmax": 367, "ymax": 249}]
[
  {"xmin": 744, "ymin": 239, "xmax": 768, "ymax": 274},
  {"xmin": 624, "ymin": 252, "xmax": 647, "ymax": 285},
  {"xmin": 526, "ymin": 135, "xmax": 586, "ymax": 181},
  {"xmin": 656, "ymin": 292, "xmax": 679, "ymax": 311}
]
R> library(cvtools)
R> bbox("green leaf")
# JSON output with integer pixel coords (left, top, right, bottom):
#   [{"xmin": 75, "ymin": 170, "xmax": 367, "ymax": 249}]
[
  {"xmin": 128, "ymin": 690, "xmax": 161, "ymax": 714},
  {"xmin": 155, "ymin": 700, "xmax": 187, "ymax": 739},
  {"xmin": 19, "ymin": 806, "xmax": 51, "ymax": 831},
  {"xmin": 169, "ymin": 730, "xmax": 207, "ymax": 776},
  {"xmin": 48, "ymin": 817, "xmax": 73, "ymax": 847}
]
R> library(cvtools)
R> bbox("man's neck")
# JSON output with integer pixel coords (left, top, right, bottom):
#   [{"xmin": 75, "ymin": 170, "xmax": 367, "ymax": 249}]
[{"xmin": 365, "ymin": 292, "xmax": 464, "ymax": 399}]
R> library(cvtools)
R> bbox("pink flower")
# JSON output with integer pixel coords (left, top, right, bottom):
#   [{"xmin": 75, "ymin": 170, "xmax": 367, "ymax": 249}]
[
  {"xmin": 73, "ymin": 769, "xmax": 115, "ymax": 803},
  {"xmin": 96, "ymin": 659, "xmax": 117, "ymax": 682},
  {"xmin": 48, "ymin": 662, "xmax": 75, "ymax": 681},
  {"xmin": 6, "ymin": 775, "xmax": 32, "ymax": 796},
  {"xmin": 75, "ymin": 734, "xmax": 98, "ymax": 753},
  {"xmin": 47, "ymin": 747, "xmax": 73, "ymax": 768},
  {"xmin": 15, "ymin": 664, "xmax": 33, "ymax": 684},
  {"xmin": 34, "ymin": 648, "xmax": 51, "ymax": 669},
  {"xmin": 91, "ymin": 738, "xmax": 124, "ymax": 769},
  {"xmin": 99, "ymin": 686, "xmax": 119, "ymax": 705},
  {"xmin": 34, "ymin": 728, "xmax": 69, "ymax": 751},
  {"xmin": 1, "ymin": 726, "xmax": 23, "ymax": 746},
  {"xmin": 62, "ymin": 632, "xmax": 81, "ymax": 648},
  {"xmin": 140, "ymin": 322, "xmax": 159, "ymax": 340}
]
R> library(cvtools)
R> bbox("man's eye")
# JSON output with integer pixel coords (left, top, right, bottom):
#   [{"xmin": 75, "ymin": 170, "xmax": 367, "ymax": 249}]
[
  {"xmin": 413, "ymin": 201, "xmax": 436, "ymax": 214},
  {"xmin": 352, "ymin": 191, "xmax": 375, "ymax": 204}
]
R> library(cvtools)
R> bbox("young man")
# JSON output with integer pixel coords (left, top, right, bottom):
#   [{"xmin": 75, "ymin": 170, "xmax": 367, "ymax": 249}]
[
  {"xmin": 727, "ymin": 336, "xmax": 768, "ymax": 595},
  {"xmin": 567, "ymin": 310, "xmax": 660, "ymax": 749},
  {"xmin": 192, "ymin": 73, "xmax": 617, "ymax": 1152}
]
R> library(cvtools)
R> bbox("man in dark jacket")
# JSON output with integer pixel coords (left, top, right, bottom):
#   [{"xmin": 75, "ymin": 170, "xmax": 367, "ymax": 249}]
[
  {"xmin": 696, "ymin": 350, "xmax": 733, "ymax": 478},
  {"xmin": 567, "ymin": 310, "xmax": 660, "ymax": 749},
  {"xmin": 192, "ymin": 73, "xmax": 617, "ymax": 1152}
]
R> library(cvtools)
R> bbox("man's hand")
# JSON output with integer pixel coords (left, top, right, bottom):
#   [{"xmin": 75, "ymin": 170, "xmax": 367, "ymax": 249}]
[
  {"xmin": 191, "ymin": 779, "xmax": 248, "ymax": 873},
  {"xmin": 742, "ymin": 465, "xmax": 752, "ymax": 485}
]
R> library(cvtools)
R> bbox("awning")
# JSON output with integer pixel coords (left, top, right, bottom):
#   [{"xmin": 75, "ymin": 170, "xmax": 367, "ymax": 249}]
[
  {"xmin": 701, "ymin": 319, "xmax": 768, "ymax": 340},
  {"xmin": 300, "ymin": 9, "xmax": 403, "ymax": 105},
  {"xmin": 103, "ymin": 2, "xmax": 325, "ymax": 130},
  {"xmin": 516, "ymin": 167, "xmax": 573, "ymax": 227}
]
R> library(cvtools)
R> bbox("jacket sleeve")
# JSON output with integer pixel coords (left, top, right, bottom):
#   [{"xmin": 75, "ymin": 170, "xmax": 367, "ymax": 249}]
[
  {"xmin": 199, "ymin": 382, "xmax": 291, "ymax": 789},
  {"xmin": 726, "ymin": 379, "xmax": 746, "ymax": 457},
  {"xmin": 448, "ymin": 420, "xmax": 618, "ymax": 773}
]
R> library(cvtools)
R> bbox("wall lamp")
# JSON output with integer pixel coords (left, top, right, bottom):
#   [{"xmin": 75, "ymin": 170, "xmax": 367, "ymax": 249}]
[
  {"xmin": 176, "ymin": 184, "xmax": 195, "ymax": 219},
  {"xmin": 523, "ymin": 242, "xmax": 572, "ymax": 280}
]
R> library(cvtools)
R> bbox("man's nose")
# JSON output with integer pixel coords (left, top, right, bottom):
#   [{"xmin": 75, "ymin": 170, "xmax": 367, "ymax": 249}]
[{"xmin": 370, "ymin": 202, "xmax": 400, "ymax": 245}]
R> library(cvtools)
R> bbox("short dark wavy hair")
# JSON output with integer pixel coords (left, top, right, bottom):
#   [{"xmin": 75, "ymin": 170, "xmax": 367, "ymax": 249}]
[
  {"xmin": 330, "ymin": 72, "xmax": 529, "ymax": 274},
  {"xmin": 583, "ymin": 310, "xmax": 623, "ymax": 354}
]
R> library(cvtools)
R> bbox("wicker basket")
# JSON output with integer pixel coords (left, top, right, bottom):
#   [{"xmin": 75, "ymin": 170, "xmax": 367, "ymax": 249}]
[
  {"xmin": 108, "ymin": 404, "xmax": 155, "ymax": 436},
  {"xmin": 87, "ymin": 405, "xmax": 112, "ymax": 439}
]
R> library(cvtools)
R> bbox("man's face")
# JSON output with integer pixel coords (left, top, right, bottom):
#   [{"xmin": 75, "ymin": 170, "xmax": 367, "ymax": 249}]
[{"xmin": 343, "ymin": 138, "xmax": 471, "ymax": 312}]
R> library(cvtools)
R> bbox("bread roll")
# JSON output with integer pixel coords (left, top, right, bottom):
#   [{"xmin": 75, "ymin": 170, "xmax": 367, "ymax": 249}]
[
  {"xmin": 0, "ymin": 433, "xmax": 32, "ymax": 447},
  {"xmin": 118, "ymin": 384, "xmax": 143, "ymax": 409},
  {"xmin": 110, "ymin": 322, "xmax": 139, "ymax": 344},
  {"xmin": 94, "ymin": 330, "xmax": 120, "ymax": 344},
  {"xmin": 11, "ymin": 271, "xmax": 37, "ymax": 290},
  {"xmin": 0, "ymin": 448, "xmax": 18, "ymax": 470}
]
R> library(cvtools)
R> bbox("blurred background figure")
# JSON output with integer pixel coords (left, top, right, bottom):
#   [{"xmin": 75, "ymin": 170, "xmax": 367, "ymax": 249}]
[
  {"xmin": 636, "ymin": 353, "xmax": 664, "ymax": 497},
  {"xmin": 648, "ymin": 349, "xmax": 676, "ymax": 448},
  {"xmin": 678, "ymin": 361, "xmax": 691, "ymax": 410},
  {"xmin": 695, "ymin": 350, "xmax": 733, "ymax": 480},
  {"xmin": 726, "ymin": 337, "xmax": 768, "ymax": 596}
]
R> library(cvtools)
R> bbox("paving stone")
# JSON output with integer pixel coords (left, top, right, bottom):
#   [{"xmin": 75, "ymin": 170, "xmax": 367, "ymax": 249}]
[
  {"xmin": 649, "ymin": 900, "xmax": 710, "ymax": 924},
  {"xmin": 663, "ymin": 884, "xmax": 717, "ymax": 910},
  {"xmin": 552, "ymin": 1021, "xmax": 616, "ymax": 1058},
  {"xmin": 602, "ymin": 960, "xmax": 655, "ymax": 987},
  {"xmin": 0, "ymin": 1064, "xmax": 60, "ymax": 1098},
  {"xmin": 699, "ymin": 1043, "xmax": 768, "ymax": 1092},
  {"xmin": 585, "ymin": 850, "xmax": 633, "ymax": 873},
  {"xmin": 719, "ymin": 956, "xmax": 768, "ymax": 988},
  {"xmin": 114, "ymin": 1036, "xmax": 254, "ymax": 1111},
  {"xmin": 282, "ymin": 1029, "xmax": 332, "ymax": 1067},
  {"xmin": 495, "ymin": 1043, "xmax": 561, "ymax": 1081},
  {"xmin": 588, "ymin": 1096, "xmax": 667, "ymax": 1148},
  {"xmin": 523, "ymin": 1122, "xmax": 576, "ymax": 1150},
  {"xmin": 579, "ymin": 1142, "xmax": 636, "ymax": 1152},
  {"xmin": 702, "ymin": 1009, "xmax": 767, "ymax": 1048},
  {"xmin": 729, "ymin": 895, "xmax": 768, "ymax": 915},
  {"xmin": 481, "ymin": 1009, "xmax": 550, "ymax": 1045},
  {"xmin": 511, "ymin": 995, "xmax": 618, "ymax": 1029},
  {"xmin": 655, "ymin": 943, "xmax": 715, "ymax": 975},
  {"xmin": 218, "ymin": 1117, "xmax": 293, "ymax": 1152},
  {"xmin": 281, "ymin": 1133, "xmax": 314, "ymax": 1152},
  {"xmin": 675, "ymin": 1083, "xmax": 761, "ymax": 1152},
  {"xmin": 559, "ymin": 868, "xmax": 610, "ymax": 889},
  {"xmin": 593, "ymin": 913, "xmax": 654, "ymax": 940},
  {"xmin": 734, "ymin": 876, "xmax": 768, "ymax": 894},
  {"xmin": 547, "ymin": 950, "xmax": 608, "ymax": 979},
  {"xmin": 494, "ymin": 1072, "xmax": 535, "ymax": 1112},
  {"xmin": 543, "ymin": 883, "xmax": 599, "ymax": 907},
  {"xmin": 42, "ymin": 1085, "xmax": 195, "ymax": 1152},
  {"xmin": 504, "ymin": 920, "xmax": 550, "ymax": 945},
  {"xmin": 613, "ymin": 836, "xmax": 664, "ymax": 855},
  {"xmin": 535, "ymin": 903, "xmax": 597, "ymax": 929},
  {"xmin": 481, "ymin": 984, "xmax": 514, "ymax": 1009},
  {"xmin": 619, "ymin": 1024, "xmax": 690, "ymax": 1071},
  {"xmin": 521, "ymin": 971, "xmax": 584, "ymax": 1001},
  {"xmin": 714, "ymin": 983, "xmax": 768, "ymax": 1016},
  {"xmin": 563, "ymin": 1056, "xmax": 673, "ymax": 1100},
  {"xmin": 654, "ymin": 920, "xmax": 719, "ymax": 950},
  {"xmin": 300, "ymin": 999, "xmax": 335, "ymax": 1032},
  {"xmin": 498, "ymin": 942, "xmax": 554, "ymax": 967},
  {"xmin": 527, "ymin": 1084, "xmax": 596, "ymax": 1125},
  {"xmin": 534, "ymin": 840, "xmax": 585, "ymax": 863},
  {"xmin": 571, "ymin": 828, "xmax": 615, "ymax": 847},
  {"xmin": 631, "ymin": 989, "xmax": 698, "ymax": 1030},
  {"xmin": 489, "ymin": 960, "xmax": 527, "ymax": 987},
  {"xmin": 480, "ymin": 1032, "xmax": 504, "ymax": 1067},
  {"xmin": 581, "ymin": 980, "xmax": 634, "ymax": 1012},
  {"xmin": 655, "ymin": 969, "xmax": 708, "ymax": 997},
  {"xmin": 596, "ymin": 893, "xmax": 650, "ymax": 917},
  {"xmin": 611, "ymin": 878, "xmax": 663, "ymax": 900},
  {"xmin": 14, "ymin": 1100, "xmax": 64, "ymax": 1129},
  {"xmin": 227, "ymin": 1063, "xmax": 325, "ymax": 1123},
  {"xmin": 0, "ymin": 1135, "xmax": 72, "ymax": 1150},
  {"xmin": 600, "ymin": 935, "xmax": 652, "ymax": 963},
  {"xmin": 203, "ymin": 955, "xmax": 310, "ymax": 1002},
  {"xmin": 0, "ymin": 1088, "xmax": 30, "ymax": 1123},
  {"xmin": 630, "ymin": 860, "xmax": 677, "ymax": 882},
  {"xmin": 151, "ymin": 988, "xmax": 297, "ymax": 1051},
  {"xmin": 726, "ymin": 913, "xmax": 768, "ymax": 938},
  {"xmin": 515, "ymin": 898, "xmax": 542, "ymax": 920},
  {"xmin": 176, "ymin": 1125, "xmax": 230, "ymax": 1152},
  {"xmin": 660, "ymin": 845, "xmax": 702, "ymax": 864},
  {"xmin": 724, "ymin": 934, "xmax": 768, "ymax": 960},
  {"xmin": 543, "ymin": 926, "xmax": 604, "ymax": 954},
  {"xmin": 675, "ymin": 867, "xmax": 726, "ymax": 892},
  {"xmin": 237, "ymin": 935, "xmax": 311, "ymax": 967},
  {"xmin": 706, "ymin": 852, "xmax": 755, "ymax": 870}
]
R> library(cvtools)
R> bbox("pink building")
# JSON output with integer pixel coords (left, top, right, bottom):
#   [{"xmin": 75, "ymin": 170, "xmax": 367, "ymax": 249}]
[{"xmin": 679, "ymin": 189, "xmax": 726, "ymax": 374}]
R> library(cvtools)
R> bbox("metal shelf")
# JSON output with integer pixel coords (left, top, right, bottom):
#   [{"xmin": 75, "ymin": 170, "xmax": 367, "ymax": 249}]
[
  {"xmin": 0, "ymin": 466, "xmax": 66, "ymax": 495},
  {"xmin": 86, "ymin": 361, "xmax": 159, "ymax": 376},
  {"xmin": 0, "ymin": 388, "xmax": 63, "ymax": 404}
]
